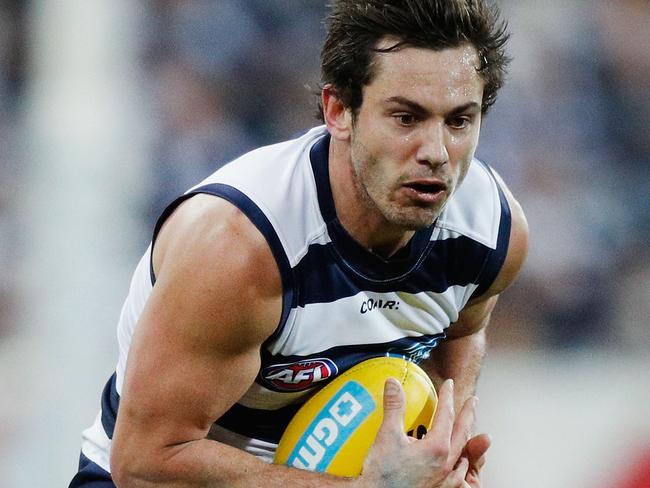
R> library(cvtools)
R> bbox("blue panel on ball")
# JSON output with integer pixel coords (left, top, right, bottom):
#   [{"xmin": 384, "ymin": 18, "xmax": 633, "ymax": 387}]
[{"xmin": 286, "ymin": 381, "xmax": 376, "ymax": 472}]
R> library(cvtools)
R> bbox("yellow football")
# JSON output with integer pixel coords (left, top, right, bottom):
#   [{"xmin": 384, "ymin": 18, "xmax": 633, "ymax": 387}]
[{"xmin": 273, "ymin": 356, "xmax": 437, "ymax": 477}]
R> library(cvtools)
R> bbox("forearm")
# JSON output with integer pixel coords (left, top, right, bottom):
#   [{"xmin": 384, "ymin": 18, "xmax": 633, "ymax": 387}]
[
  {"xmin": 112, "ymin": 437, "xmax": 358, "ymax": 488},
  {"xmin": 422, "ymin": 329, "xmax": 486, "ymax": 412}
]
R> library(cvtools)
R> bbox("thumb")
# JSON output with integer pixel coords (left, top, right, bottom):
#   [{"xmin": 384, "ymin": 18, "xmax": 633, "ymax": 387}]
[
  {"xmin": 465, "ymin": 433, "xmax": 491, "ymax": 467},
  {"xmin": 377, "ymin": 377, "xmax": 406, "ymax": 440}
]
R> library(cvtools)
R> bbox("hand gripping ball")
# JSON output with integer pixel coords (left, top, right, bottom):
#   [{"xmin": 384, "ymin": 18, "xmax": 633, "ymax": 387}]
[{"xmin": 273, "ymin": 356, "xmax": 438, "ymax": 477}]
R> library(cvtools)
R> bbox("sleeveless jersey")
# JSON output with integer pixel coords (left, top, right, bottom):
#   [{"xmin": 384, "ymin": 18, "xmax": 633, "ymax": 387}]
[{"xmin": 79, "ymin": 125, "xmax": 511, "ymax": 472}]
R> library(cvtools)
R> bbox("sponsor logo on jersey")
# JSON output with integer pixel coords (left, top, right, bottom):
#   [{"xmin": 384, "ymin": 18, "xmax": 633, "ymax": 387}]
[
  {"xmin": 262, "ymin": 358, "xmax": 338, "ymax": 391},
  {"xmin": 286, "ymin": 381, "xmax": 375, "ymax": 472},
  {"xmin": 360, "ymin": 297, "xmax": 400, "ymax": 314}
]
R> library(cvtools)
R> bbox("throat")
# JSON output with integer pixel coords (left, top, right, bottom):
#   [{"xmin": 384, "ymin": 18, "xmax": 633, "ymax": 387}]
[
  {"xmin": 367, "ymin": 233, "xmax": 415, "ymax": 260},
  {"xmin": 332, "ymin": 192, "xmax": 417, "ymax": 259}
]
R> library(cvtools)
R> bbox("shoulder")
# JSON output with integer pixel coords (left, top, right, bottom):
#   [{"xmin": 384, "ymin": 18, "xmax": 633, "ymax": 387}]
[
  {"xmin": 154, "ymin": 194, "xmax": 277, "ymax": 277},
  {"xmin": 192, "ymin": 127, "xmax": 330, "ymax": 267},
  {"xmin": 152, "ymin": 193, "xmax": 283, "ymax": 346}
]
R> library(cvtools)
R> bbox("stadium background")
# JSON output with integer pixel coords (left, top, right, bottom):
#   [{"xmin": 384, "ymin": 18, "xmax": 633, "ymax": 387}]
[{"xmin": 0, "ymin": 1, "xmax": 649, "ymax": 486}]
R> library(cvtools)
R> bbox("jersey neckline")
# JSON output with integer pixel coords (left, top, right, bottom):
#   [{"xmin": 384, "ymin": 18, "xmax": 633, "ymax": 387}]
[{"xmin": 309, "ymin": 132, "xmax": 436, "ymax": 282}]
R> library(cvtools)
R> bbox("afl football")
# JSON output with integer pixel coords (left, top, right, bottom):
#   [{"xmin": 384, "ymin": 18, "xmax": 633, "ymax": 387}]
[{"xmin": 273, "ymin": 356, "xmax": 437, "ymax": 477}]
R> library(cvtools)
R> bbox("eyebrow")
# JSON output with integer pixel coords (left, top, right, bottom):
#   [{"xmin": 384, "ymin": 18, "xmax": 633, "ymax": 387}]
[
  {"xmin": 384, "ymin": 96, "xmax": 481, "ymax": 116},
  {"xmin": 385, "ymin": 96, "xmax": 430, "ymax": 116},
  {"xmin": 449, "ymin": 102, "xmax": 481, "ymax": 115}
]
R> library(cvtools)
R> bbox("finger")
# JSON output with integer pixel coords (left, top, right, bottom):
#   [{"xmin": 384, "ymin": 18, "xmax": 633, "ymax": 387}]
[
  {"xmin": 465, "ymin": 433, "xmax": 491, "ymax": 467},
  {"xmin": 464, "ymin": 434, "xmax": 490, "ymax": 487},
  {"xmin": 441, "ymin": 456, "xmax": 469, "ymax": 488},
  {"xmin": 449, "ymin": 396, "xmax": 478, "ymax": 461},
  {"xmin": 375, "ymin": 377, "xmax": 406, "ymax": 442},
  {"xmin": 426, "ymin": 379, "xmax": 455, "ymax": 446}
]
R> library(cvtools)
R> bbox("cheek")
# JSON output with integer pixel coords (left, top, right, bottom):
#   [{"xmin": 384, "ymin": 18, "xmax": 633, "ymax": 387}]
[
  {"xmin": 450, "ymin": 127, "xmax": 479, "ymax": 148},
  {"xmin": 457, "ymin": 159, "xmax": 471, "ymax": 184},
  {"xmin": 354, "ymin": 154, "xmax": 394, "ymax": 200},
  {"xmin": 352, "ymin": 133, "xmax": 398, "ymax": 176},
  {"xmin": 450, "ymin": 132, "xmax": 479, "ymax": 166}
]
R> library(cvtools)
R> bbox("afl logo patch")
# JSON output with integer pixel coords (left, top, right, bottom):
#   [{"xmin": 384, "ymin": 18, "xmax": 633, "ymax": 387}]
[{"xmin": 262, "ymin": 358, "xmax": 338, "ymax": 391}]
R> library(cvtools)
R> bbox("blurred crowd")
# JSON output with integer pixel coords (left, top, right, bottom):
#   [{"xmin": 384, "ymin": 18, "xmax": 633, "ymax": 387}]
[
  {"xmin": 1, "ymin": 0, "xmax": 649, "ymax": 351},
  {"xmin": 140, "ymin": 0, "xmax": 328, "ymax": 221},
  {"xmin": 0, "ymin": 0, "xmax": 24, "ymax": 337},
  {"xmin": 480, "ymin": 0, "xmax": 650, "ymax": 350}
]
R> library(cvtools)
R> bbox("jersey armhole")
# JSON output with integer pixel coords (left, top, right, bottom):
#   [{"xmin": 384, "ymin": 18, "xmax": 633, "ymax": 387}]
[
  {"xmin": 149, "ymin": 183, "xmax": 296, "ymax": 341},
  {"xmin": 469, "ymin": 165, "xmax": 512, "ymax": 300}
]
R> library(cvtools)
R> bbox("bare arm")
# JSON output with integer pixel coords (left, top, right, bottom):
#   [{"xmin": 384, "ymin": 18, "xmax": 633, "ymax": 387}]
[
  {"xmin": 422, "ymin": 301, "xmax": 491, "ymax": 413},
  {"xmin": 110, "ymin": 195, "xmax": 356, "ymax": 487}
]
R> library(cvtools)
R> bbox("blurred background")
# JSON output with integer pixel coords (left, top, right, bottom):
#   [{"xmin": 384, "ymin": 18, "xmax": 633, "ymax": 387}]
[{"xmin": 1, "ymin": 0, "xmax": 649, "ymax": 486}]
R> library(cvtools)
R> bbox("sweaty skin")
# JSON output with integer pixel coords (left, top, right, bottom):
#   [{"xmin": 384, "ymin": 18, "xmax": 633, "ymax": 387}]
[
  {"xmin": 326, "ymin": 41, "xmax": 484, "ymax": 256},
  {"xmin": 110, "ymin": 41, "xmax": 528, "ymax": 488}
]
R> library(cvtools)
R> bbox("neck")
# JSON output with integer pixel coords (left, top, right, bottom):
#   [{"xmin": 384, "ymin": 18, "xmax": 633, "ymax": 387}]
[{"xmin": 328, "ymin": 139, "xmax": 415, "ymax": 259}]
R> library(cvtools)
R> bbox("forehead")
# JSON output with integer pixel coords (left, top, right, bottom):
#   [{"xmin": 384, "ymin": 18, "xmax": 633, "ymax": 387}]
[{"xmin": 366, "ymin": 40, "xmax": 484, "ymax": 109}]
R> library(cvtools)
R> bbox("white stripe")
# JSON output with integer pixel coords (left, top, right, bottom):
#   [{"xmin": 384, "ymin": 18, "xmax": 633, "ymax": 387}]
[
  {"xmin": 198, "ymin": 126, "xmax": 330, "ymax": 268},
  {"xmin": 271, "ymin": 288, "xmax": 472, "ymax": 357},
  {"xmin": 207, "ymin": 424, "xmax": 277, "ymax": 464},
  {"xmin": 80, "ymin": 410, "xmax": 112, "ymax": 473},
  {"xmin": 437, "ymin": 160, "xmax": 501, "ymax": 249}
]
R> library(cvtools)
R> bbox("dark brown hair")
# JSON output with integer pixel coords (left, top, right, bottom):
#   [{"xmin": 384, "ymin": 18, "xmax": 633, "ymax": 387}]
[{"xmin": 320, "ymin": 0, "xmax": 510, "ymax": 117}]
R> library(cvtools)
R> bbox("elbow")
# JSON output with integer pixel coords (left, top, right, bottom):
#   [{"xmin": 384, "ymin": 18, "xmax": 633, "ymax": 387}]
[
  {"xmin": 110, "ymin": 447, "xmax": 135, "ymax": 487},
  {"xmin": 111, "ymin": 436, "xmax": 190, "ymax": 487},
  {"xmin": 110, "ymin": 439, "xmax": 156, "ymax": 487}
]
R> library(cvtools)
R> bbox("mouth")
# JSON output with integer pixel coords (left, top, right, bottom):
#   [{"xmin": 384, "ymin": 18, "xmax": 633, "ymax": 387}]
[{"xmin": 402, "ymin": 179, "xmax": 448, "ymax": 203}]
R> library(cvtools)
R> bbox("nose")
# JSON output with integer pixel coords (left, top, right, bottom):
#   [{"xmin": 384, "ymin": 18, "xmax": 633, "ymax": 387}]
[{"xmin": 415, "ymin": 123, "xmax": 449, "ymax": 167}]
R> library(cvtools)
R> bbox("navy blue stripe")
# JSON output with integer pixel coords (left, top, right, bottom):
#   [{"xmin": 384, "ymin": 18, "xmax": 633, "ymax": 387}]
[
  {"xmin": 326, "ymin": 218, "xmax": 436, "ymax": 279},
  {"xmin": 149, "ymin": 183, "xmax": 296, "ymax": 342},
  {"xmin": 256, "ymin": 333, "xmax": 445, "ymax": 392},
  {"xmin": 69, "ymin": 452, "xmax": 115, "ymax": 487},
  {"xmin": 100, "ymin": 373, "xmax": 120, "ymax": 440},
  {"xmin": 310, "ymin": 132, "xmax": 336, "ymax": 222},
  {"xmin": 294, "ymin": 236, "xmax": 488, "ymax": 306},
  {"xmin": 215, "ymin": 402, "xmax": 303, "ymax": 444},
  {"xmin": 308, "ymin": 136, "xmax": 505, "ymax": 302},
  {"xmin": 470, "ymin": 165, "xmax": 512, "ymax": 299},
  {"xmin": 149, "ymin": 191, "xmax": 202, "ymax": 285}
]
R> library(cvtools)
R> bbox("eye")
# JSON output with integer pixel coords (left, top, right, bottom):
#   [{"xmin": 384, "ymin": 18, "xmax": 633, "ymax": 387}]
[
  {"xmin": 448, "ymin": 115, "xmax": 471, "ymax": 130},
  {"xmin": 393, "ymin": 113, "xmax": 416, "ymax": 127}
]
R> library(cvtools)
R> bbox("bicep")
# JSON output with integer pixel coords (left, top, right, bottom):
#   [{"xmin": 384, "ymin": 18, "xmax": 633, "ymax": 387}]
[{"xmin": 113, "ymin": 195, "xmax": 282, "ymax": 456}]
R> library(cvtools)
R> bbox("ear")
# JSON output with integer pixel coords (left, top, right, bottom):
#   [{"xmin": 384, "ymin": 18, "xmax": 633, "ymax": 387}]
[{"xmin": 321, "ymin": 84, "xmax": 352, "ymax": 141}]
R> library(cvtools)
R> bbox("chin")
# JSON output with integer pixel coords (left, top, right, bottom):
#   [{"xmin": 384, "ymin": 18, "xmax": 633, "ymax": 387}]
[
  {"xmin": 386, "ymin": 212, "xmax": 438, "ymax": 231},
  {"xmin": 403, "ymin": 220, "xmax": 435, "ymax": 231},
  {"xmin": 376, "ymin": 198, "xmax": 443, "ymax": 232}
]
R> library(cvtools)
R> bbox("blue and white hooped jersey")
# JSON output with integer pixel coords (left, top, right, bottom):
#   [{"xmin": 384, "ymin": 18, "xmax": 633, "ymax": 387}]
[{"xmin": 79, "ymin": 125, "xmax": 511, "ymax": 471}]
